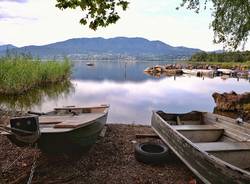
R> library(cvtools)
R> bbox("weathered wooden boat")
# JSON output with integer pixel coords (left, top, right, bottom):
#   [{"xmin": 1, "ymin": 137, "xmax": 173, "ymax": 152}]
[
  {"xmin": 151, "ymin": 111, "xmax": 250, "ymax": 184},
  {"xmin": 182, "ymin": 69, "xmax": 215, "ymax": 76},
  {"xmin": 1, "ymin": 105, "xmax": 109, "ymax": 154},
  {"xmin": 217, "ymin": 68, "xmax": 235, "ymax": 75}
]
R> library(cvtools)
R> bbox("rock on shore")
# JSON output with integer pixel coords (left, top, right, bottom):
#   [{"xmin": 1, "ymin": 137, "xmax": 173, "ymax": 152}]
[
  {"xmin": 212, "ymin": 91, "xmax": 250, "ymax": 120},
  {"xmin": 213, "ymin": 91, "xmax": 250, "ymax": 111}
]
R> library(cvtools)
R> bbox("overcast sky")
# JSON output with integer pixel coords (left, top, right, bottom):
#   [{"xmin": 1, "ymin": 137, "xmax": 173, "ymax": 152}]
[{"xmin": 0, "ymin": 0, "xmax": 249, "ymax": 51}]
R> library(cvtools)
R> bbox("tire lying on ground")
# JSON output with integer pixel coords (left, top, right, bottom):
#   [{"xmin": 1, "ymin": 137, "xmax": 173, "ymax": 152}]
[{"xmin": 134, "ymin": 142, "xmax": 169, "ymax": 165}]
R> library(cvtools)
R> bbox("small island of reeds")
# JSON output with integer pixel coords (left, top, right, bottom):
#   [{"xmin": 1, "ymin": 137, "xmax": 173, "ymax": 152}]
[{"xmin": 0, "ymin": 55, "xmax": 72, "ymax": 95}]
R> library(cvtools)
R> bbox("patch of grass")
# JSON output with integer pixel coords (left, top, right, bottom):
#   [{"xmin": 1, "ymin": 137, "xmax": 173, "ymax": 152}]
[
  {"xmin": 0, "ymin": 55, "xmax": 72, "ymax": 95},
  {"xmin": 243, "ymin": 104, "xmax": 250, "ymax": 111}
]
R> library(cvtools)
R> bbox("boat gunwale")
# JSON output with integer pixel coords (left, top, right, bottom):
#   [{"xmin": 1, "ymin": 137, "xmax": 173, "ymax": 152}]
[
  {"xmin": 53, "ymin": 104, "xmax": 110, "ymax": 111},
  {"xmin": 152, "ymin": 111, "xmax": 250, "ymax": 180}
]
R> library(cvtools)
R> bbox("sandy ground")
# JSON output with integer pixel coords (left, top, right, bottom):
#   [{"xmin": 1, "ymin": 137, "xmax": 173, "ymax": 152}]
[{"xmin": 0, "ymin": 124, "xmax": 198, "ymax": 184}]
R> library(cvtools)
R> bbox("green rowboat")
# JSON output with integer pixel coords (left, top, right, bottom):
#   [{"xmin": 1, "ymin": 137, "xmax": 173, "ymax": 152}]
[{"xmin": 2, "ymin": 105, "xmax": 109, "ymax": 154}]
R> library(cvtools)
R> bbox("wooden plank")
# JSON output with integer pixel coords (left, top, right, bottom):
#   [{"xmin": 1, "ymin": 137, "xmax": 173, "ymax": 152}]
[
  {"xmin": 135, "ymin": 133, "xmax": 159, "ymax": 138},
  {"xmin": 178, "ymin": 129, "xmax": 223, "ymax": 142},
  {"xmin": 204, "ymin": 112, "xmax": 250, "ymax": 129},
  {"xmin": 196, "ymin": 142, "xmax": 250, "ymax": 152},
  {"xmin": 203, "ymin": 114, "xmax": 250, "ymax": 141},
  {"xmin": 172, "ymin": 125, "xmax": 223, "ymax": 131},
  {"xmin": 204, "ymin": 115, "xmax": 250, "ymax": 134},
  {"xmin": 38, "ymin": 113, "xmax": 105, "ymax": 129},
  {"xmin": 172, "ymin": 125, "xmax": 224, "ymax": 142},
  {"xmin": 223, "ymin": 131, "xmax": 250, "ymax": 142},
  {"xmin": 37, "ymin": 113, "xmax": 104, "ymax": 130}
]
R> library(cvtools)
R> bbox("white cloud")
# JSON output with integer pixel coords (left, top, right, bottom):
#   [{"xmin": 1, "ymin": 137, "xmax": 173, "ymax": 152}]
[
  {"xmin": 0, "ymin": 0, "xmax": 28, "ymax": 2},
  {"xmin": 0, "ymin": 0, "xmax": 249, "ymax": 51},
  {"xmin": 31, "ymin": 76, "xmax": 250, "ymax": 123}
]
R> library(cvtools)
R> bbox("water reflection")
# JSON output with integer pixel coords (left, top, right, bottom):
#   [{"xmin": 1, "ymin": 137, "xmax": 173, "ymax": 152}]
[
  {"xmin": 72, "ymin": 60, "xmax": 175, "ymax": 81},
  {"xmin": 0, "ymin": 81, "xmax": 74, "ymax": 111},
  {"xmin": 0, "ymin": 61, "xmax": 249, "ymax": 124},
  {"xmin": 32, "ymin": 75, "xmax": 249, "ymax": 124}
]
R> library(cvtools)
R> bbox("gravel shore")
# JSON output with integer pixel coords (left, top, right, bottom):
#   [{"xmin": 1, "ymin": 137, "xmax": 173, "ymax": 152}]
[{"xmin": 1, "ymin": 124, "xmax": 197, "ymax": 184}]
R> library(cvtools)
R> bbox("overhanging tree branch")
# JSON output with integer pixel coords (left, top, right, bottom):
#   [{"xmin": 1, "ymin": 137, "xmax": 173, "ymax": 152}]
[
  {"xmin": 55, "ymin": 0, "xmax": 129, "ymax": 31},
  {"xmin": 55, "ymin": 0, "xmax": 250, "ymax": 50},
  {"xmin": 179, "ymin": 0, "xmax": 250, "ymax": 50}
]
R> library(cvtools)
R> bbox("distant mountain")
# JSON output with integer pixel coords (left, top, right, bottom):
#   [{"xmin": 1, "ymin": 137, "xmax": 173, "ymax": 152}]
[
  {"xmin": 0, "ymin": 37, "xmax": 202, "ymax": 60},
  {"xmin": 0, "ymin": 44, "xmax": 17, "ymax": 52}
]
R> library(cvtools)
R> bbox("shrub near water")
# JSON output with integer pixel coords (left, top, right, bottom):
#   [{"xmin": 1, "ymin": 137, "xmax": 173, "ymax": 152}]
[{"xmin": 0, "ymin": 56, "xmax": 72, "ymax": 95}]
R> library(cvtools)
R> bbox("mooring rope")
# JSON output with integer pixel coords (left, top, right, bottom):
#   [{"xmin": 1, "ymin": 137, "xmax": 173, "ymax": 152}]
[{"xmin": 27, "ymin": 144, "xmax": 38, "ymax": 184}]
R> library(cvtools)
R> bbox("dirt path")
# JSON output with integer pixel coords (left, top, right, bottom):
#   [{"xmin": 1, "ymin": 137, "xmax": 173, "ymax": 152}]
[{"xmin": 1, "ymin": 124, "xmax": 196, "ymax": 184}]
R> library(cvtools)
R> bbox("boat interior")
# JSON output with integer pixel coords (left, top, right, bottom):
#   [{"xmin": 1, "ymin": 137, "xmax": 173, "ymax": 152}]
[
  {"xmin": 0, "ymin": 105, "xmax": 109, "ymax": 135},
  {"xmin": 29, "ymin": 105, "xmax": 108, "ymax": 133},
  {"xmin": 157, "ymin": 111, "xmax": 250, "ymax": 170}
]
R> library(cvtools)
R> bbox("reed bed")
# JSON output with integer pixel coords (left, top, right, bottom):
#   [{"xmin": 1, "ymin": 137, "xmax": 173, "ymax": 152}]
[{"xmin": 0, "ymin": 56, "xmax": 72, "ymax": 95}]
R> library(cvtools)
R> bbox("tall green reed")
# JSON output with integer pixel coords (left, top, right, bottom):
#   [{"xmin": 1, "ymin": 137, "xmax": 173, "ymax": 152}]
[{"xmin": 0, "ymin": 55, "xmax": 72, "ymax": 95}]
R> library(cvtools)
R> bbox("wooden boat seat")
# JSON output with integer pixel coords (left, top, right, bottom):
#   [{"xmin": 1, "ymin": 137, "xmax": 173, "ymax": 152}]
[
  {"xmin": 196, "ymin": 142, "xmax": 250, "ymax": 152},
  {"xmin": 172, "ymin": 125, "xmax": 224, "ymax": 131},
  {"xmin": 172, "ymin": 125, "xmax": 224, "ymax": 142}
]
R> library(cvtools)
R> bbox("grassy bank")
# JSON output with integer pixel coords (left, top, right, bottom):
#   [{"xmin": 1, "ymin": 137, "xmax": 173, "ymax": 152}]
[
  {"xmin": 187, "ymin": 61, "xmax": 250, "ymax": 69},
  {"xmin": 0, "ymin": 56, "xmax": 72, "ymax": 95}
]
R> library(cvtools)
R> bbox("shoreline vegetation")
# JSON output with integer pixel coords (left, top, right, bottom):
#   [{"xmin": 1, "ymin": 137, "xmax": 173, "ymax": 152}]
[
  {"xmin": 0, "ymin": 55, "xmax": 72, "ymax": 95},
  {"xmin": 187, "ymin": 60, "xmax": 250, "ymax": 69},
  {"xmin": 188, "ymin": 51, "xmax": 250, "ymax": 69}
]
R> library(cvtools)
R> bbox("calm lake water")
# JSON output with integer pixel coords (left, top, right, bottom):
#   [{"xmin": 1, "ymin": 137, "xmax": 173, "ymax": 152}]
[{"xmin": 1, "ymin": 60, "xmax": 250, "ymax": 125}]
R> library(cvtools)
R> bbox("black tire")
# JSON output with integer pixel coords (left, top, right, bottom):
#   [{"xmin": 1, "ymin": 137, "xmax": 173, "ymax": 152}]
[{"xmin": 134, "ymin": 142, "xmax": 169, "ymax": 165}]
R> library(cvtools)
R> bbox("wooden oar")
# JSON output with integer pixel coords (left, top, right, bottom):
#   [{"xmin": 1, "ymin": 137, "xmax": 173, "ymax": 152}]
[{"xmin": 27, "ymin": 111, "xmax": 46, "ymax": 116}]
